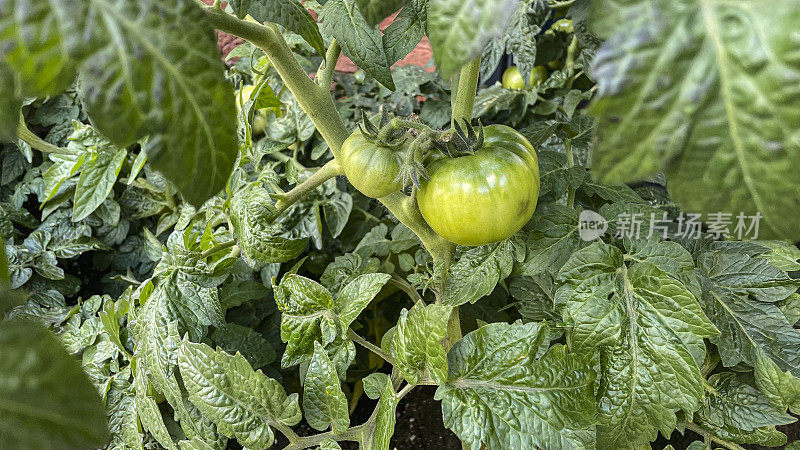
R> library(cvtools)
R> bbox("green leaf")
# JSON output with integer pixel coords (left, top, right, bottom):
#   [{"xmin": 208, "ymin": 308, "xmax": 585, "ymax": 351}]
[
  {"xmin": 230, "ymin": 185, "xmax": 309, "ymax": 268},
  {"xmin": 274, "ymin": 273, "xmax": 387, "ymax": 367},
  {"xmin": 133, "ymin": 368, "xmax": 177, "ymax": 450},
  {"xmin": 178, "ymin": 340, "xmax": 302, "ymax": 448},
  {"xmin": 517, "ymin": 204, "xmax": 586, "ymax": 276},
  {"xmin": 694, "ymin": 372, "xmax": 795, "ymax": 446},
  {"xmin": 363, "ymin": 374, "xmax": 397, "ymax": 450},
  {"xmin": 316, "ymin": 438, "xmax": 343, "ymax": 450},
  {"xmin": 78, "ymin": 0, "xmax": 238, "ymax": 206},
  {"xmin": 556, "ymin": 242, "xmax": 718, "ymax": 446},
  {"xmin": 443, "ymin": 240, "xmax": 515, "ymax": 306},
  {"xmin": 337, "ymin": 272, "xmax": 391, "ymax": 329},
  {"xmin": 382, "ymin": 0, "xmax": 427, "ymax": 65},
  {"xmin": 435, "ymin": 322, "xmax": 596, "ymax": 450},
  {"xmin": 0, "ymin": 321, "xmax": 110, "ymax": 449},
  {"xmin": 274, "ymin": 274, "xmax": 339, "ymax": 367},
  {"xmin": 319, "ymin": 0, "xmax": 396, "ymax": 90},
  {"xmin": 696, "ymin": 249, "xmax": 800, "ymax": 375},
  {"xmin": 227, "ymin": 0, "xmax": 325, "ymax": 56},
  {"xmin": 508, "ymin": 274, "xmax": 560, "ymax": 325},
  {"xmin": 392, "ymin": 301, "xmax": 451, "ymax": 385},
  {"xmin": 303, "ymin": 341, "xmax": 350, "ymax": 433},
  {"xmin": 755, "ymin": 350, "xmax": 800, "ymax": 414},
  {"xmin": 756, "ymin": 240, "xmax": 800, "ymax": 272},
  {"xmin": 0, "ymin": 64, "xmax": 20, "ymax": 142},
  {"xmin": 588, "ymin": 0, "xmax": 800, "ymax": 240},
  {"xmin": 0, "ymin": 0, "xmax": 97, "ymax": 96},
  {"xmin": 362, "ymin": 372, "xmax": 391, "ymax": 400},
  {"xmin": 322, "ymin": 191, "xmax": 352, "ymax": 239},
  {"xmin": 427, "ymin": 0, "xmax": 517, "ymax": 78},
  {"xmin": 355, "ymin": 0, "xmax": 408, "ymax": 27},
  {"xmin": 212, "ymin": 323, "xmax": 276, "ymax": 369},
  {"xmin": 72, "ymin": 148, "xmax": 126, "ymax": 221}
]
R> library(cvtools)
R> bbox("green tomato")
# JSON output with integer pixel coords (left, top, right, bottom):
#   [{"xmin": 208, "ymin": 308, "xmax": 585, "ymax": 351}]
[
  {"xmin": 341, "ymin": 130, "xmax": 405, "ymax": 198},
  {"xmin": 502, "ymin": 67, "xmax": 526, "ymax": 90},
  {"xmin": 529, "ymin": 65, "xmax": 548, "ymax": 86},
  {"xmin": 502, "ymin": 66, "xmax": 548, "ymax": 90},
  {"xmin": 354, "ymin": 70, "xmax": 367, "ymax": 84},
  {"xmin": 551, "ymin": 18, "xmax": 574, "ymax": 34},
  {"xmin": 237, "ymin": 85, "xmax": 268, "ymax": 135},
  {"xmin": 418, "ymin": 125, "xmax": 540, "ymax": 246}
]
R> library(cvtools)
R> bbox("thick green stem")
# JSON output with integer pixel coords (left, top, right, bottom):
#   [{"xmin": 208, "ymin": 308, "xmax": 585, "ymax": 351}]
[
  {"xmin": 201, "ymin": 5, "xmax": 350, "ymax": 158},
  {"xmin": 379, "ymin": 192, "xmax": 455, "ymax": 267},
  {"xmin": 451, "ymin": 57, "xmax": 481, "ymax": 126},
  {"xmin": 273, "ymin": 160, "xmax": 343, "ymax": 212},
  {"xmin": 17, "ymin": 120, "xmax": 72, "ymax": 155}
]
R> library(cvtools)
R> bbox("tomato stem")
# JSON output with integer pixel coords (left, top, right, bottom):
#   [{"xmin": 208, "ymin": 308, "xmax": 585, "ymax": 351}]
[
  {"xmin": 17, "ymin": 119, "xmax": 73, "ymax": 155},
  {"xmin": 565, "ymin": 138, "xmax": 575, "ymax": 208},
  {"xmin": 200, "ymin": 4, "xmax": 350, "ymax": 159},
  {"xmin": 273, "ymin": 160, "xmax": 344, "ymax": 213},
  {"xmin": 451, "ymin": 57, "xmax": 482, "ymax": 127}
]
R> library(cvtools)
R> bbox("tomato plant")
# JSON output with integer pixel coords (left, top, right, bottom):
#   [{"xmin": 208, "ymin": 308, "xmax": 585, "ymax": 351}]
[{"xmin": 2, "ymin": 0, "xmax": 800, "ymax": 449}]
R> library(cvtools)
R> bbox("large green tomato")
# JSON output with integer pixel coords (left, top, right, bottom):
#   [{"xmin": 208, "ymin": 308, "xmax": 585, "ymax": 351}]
[
  {"xmin": 341, "ymin": 130, "xmax": 405, "ymax": 198},
  {"xmin": 418, "ymin": 125, "xmax": 540, "ymax": 246}
]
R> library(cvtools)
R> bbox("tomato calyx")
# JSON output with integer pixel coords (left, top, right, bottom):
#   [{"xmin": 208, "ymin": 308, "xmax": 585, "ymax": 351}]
[
  {"xmin": 357, "ymin": 107, "xmax": 407, "ymax": 149},
  {"xmin": 442, "ymin": 120, "xmax": 485, "ymax": 158}
]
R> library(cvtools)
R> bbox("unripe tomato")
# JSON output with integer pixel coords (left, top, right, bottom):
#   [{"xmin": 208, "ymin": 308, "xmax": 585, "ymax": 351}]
[
  {"xmin": 502, "ymin": 67, "xmax": 526, "ymax": 90},
  {"xmin": 529, "ymin": 66, "xmax": 548, "ymax": 86},
  {"xmin": 354, "ymin": 70, "xmax": 367, "ymax": 84},
  {"xmin": 341, "ymin": 130, "xmax": 405, "ymax": 198},
  {"xmin": 418, "ymin": 125, "xmax": 540, "ymax": 246},
  {"xmin": 502, "ymin": 66, "xmax": 548, "ymax": 90},
  {"xmin": 237, "ymin": 85, "xmax": 268, "ymax": 135},
  {"xmin": 551, "ymin": 18, "xmax": 574, "ymax": 34}
]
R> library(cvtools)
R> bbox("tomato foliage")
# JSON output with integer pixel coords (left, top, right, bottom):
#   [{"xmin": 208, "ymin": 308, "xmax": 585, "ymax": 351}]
[{"xmin": 2, "ymin": 0, "xmax": 800, "ymax": 449}]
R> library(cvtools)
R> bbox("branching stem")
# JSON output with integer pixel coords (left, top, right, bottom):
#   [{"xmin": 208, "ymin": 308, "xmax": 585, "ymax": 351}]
[
  {"xmin": 200, "ymin": 4, "xmax": 350, "ymax": 159},
  {"xmin": 348, "ymin": 329, "xmax": 394, "ymax": 364},
  {"xmin": 273, "ymin": 160, "xmax": 343, "ymax": 213},
  {"xmin": 17, "ymin": 119, "xmax": 72, "ymax": 155}
]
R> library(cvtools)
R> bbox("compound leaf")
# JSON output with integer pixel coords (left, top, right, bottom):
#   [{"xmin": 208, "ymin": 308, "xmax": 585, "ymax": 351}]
[
  {"xmin": 427, "ymin": 0, "xmax": 517, "ymax": 78},
  {"xmin": 555, "ymin": 242, "xmax": 718, "ymax": 447},
  {"xmin": 435, "ymin": 322, "xmax": 595, "ymax": 450},
  {"xmin": 178, "ymin": 340, "xmax": 302, "ymax": 448},
  {"xmin": 696, "ymin": 249, "xmax": 800, "ymax": 375},
  {"xmin": 694, "ymin": 372, "xmax": 795, "ymax": 447},
  {"xmin": 355, "ymin": 0, "xmax": 409, "ymax": 27},
  {"xmin": 337, "ymin": 273, "xmax": 391, "ymax": 329},
  {"xmin": 320, "ymin": 0, "xmax": 396, "ymax": 90},
  {"xmin": 444, "ymin": 240, "xmax": 515, "ymax": 306},
  {"xmin": 392, "ymin": 302, "xmax": 451, "ymax": 385},
  {"xmin": 230, "ymin": 185, "xmax": 308, "ymax": 268},
  {"xmin": 382, "ymin": 0, "xmax": 427, "ymax": 65},
  {"xmin": 227, "ymin": 0, "xmax": 325, "ymax": 56},
  {"xmin": 78, "ymin": 0, "xmax": 237, "ymax": 206}
]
